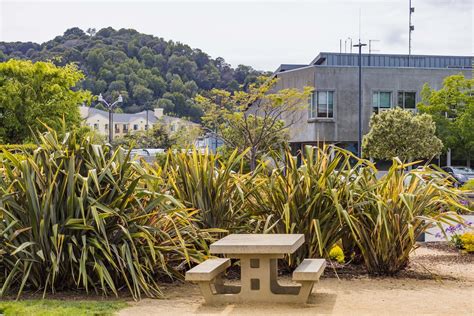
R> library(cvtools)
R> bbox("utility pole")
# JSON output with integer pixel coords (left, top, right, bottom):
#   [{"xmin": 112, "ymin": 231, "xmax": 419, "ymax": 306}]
[
  {"xmin": 97, "ymin": 93, "xmax": 123, "ymax": 143},
  {"xmin": 409, "ymin": 0, "xmax": 415, "ymax": 66},
  {"xmin": 354, "ymin": 41, "xmax": 367, "ymax": 157},
  {"xmin": 146, "ymin": 109, "xmax": 149, "ymax": 130}
]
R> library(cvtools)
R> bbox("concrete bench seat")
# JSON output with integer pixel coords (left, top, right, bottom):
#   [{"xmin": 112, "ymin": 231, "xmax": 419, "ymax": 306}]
[
  {"xmin": 292, "ymin": 259, "xmax": 326, "ymax": 281},
  {"xmin": 185, "ymin": 258, "xmax": 230, "ymax": 282}
]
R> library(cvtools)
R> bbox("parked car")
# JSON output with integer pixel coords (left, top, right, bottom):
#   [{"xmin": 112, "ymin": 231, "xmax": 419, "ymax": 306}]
[
  {"xmin": 441, "ymin": 166, "xmax": 474, "ymax": 186},
  {"xmin": 130, "ymin": 148, "xmax": 165, "ymax": 164}
]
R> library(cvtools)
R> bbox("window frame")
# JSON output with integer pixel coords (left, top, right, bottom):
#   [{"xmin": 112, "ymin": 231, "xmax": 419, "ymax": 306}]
[
  {"xmin": 397, "ymin": 91, "xmax": 417, "ymax": 109},
  {"xmin": 372, "ymin": 91, "xmax": 393, "ymax": 113},
  {"xmin": 309, "ymin": 90, "xmax": 335, "ymax": 120}
]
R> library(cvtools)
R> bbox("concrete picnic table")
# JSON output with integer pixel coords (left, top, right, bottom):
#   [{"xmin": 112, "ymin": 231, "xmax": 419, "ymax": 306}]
[{"xmin": 186, "ymin": 234, "xmax": 326, "ymax": 304}]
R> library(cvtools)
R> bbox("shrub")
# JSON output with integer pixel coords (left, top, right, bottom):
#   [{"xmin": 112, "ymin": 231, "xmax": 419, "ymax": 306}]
[
  {"xmin": 451, "ymin": 234, "xmax": 464, "ymax": 249},
  {"xmin": 461, "ymin": 179, "xmax": 474, "ymax": 191},
  {"xmin": 165, "ymin": 148, "xmax": 257, "ymax": 232},
  {"xmin": 346, "ymin": 159, "xmax": 466, "ymax": 275},
  {"xmin": 460, "ymin": 232, "xmax": 474, "ymax": 253},
  {"xmin": 249, "ymin": 145, "xmax": 373, "ymax": 267},
  {"xmin": 329, "ymin": 245, "xmax": 345, "ymax": 264},
  {"xmin": 0, "ymin": 130, "xmax": 208, "ymax": 299},
  {"xmin": 0, "ymin": 144, "xmax": 37, "ymax": 152},
  {"xmin": 436, "ymin": 221, "xmax": 473, "ymax": 248}
]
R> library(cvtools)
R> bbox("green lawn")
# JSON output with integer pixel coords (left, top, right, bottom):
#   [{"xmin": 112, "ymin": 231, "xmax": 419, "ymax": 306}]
[{"xmin": 0, "ymin": 299, "xmax": 127, "ymax": 316}]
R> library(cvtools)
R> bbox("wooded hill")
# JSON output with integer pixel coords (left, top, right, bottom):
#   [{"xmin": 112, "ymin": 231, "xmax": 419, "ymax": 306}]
[{"xmin": 0, "ymin": 27, "xmax": 266, "ymax": 121}]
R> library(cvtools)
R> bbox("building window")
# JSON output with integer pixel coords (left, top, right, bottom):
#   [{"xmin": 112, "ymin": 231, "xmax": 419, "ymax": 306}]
[
  {"xmin": 93, "ymin": 123, "xmax": 99, "ymax": 130},
  {"xmin": 123, "ymin": 124, "xmax": 128, "ymax": 132},
  {"xmin": 115, "ymin": 124, "xmax": 120, "ymax": 133},
  {"xmin": 372, "ymin": 91, "xmax": 392, "ymax": 113},
  {"xmin": 398, "ymin": 91, "xmax": 416, "ymax": 109},
  {"xmin": 309, "ymin": 91, "xmax": 334, "ymax": 119},
  {"xmin": 105, "ymin": 124, "xmax": 108, "ymax": 131},
  {"xmin": 133, "ymin": 124, "xmax": 139, "ymax": 131}
]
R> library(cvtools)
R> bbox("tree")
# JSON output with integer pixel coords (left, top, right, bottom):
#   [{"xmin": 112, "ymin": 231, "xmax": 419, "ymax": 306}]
[
  {"xmin": 63, "ymin": 27, "xmax": 86, "ymax": 38},
  {"xmin": 171, "ymin": 124, "xmax": 202, "ymax": 148},
  {"xmin": 86, "ymin": 49, "xmax": 104, "ymax": 72},
  {"xmin": 0, "ymin": 59, "xmax": 91, "ymax": 144},
  {"xmin": 132, "ymin": 84, "xmax": 153, "ymax": 104},
  {"xmin": 0, "ymin": 27, "xmax": 267, "ymax": 122},
  {"xmin": 417, "ymin": 74, "xmax": 474, "ymax": 166},
  {"xmin": 196, "ymin": 77, "xmax": 313, "ymax": 170},
  {"xmin": 155, "ymin": 98, "xmax": 174, "ymax": 112},
  {"xmin": 362, "ymin": 108, "xmax": 443, "ymax": 161},
  {"xmin": 86, "ymin": 28, "xmax": 97, "ymax": 37},
  {"xmin": 113, "ymin": 123, "xmax": 174, "ymax": 149}
]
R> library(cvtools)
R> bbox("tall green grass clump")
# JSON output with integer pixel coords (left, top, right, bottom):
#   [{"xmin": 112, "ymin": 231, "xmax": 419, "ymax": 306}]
[{"xmin": 0, "ymin": 129, "xmax": 207, "ymax": 300}]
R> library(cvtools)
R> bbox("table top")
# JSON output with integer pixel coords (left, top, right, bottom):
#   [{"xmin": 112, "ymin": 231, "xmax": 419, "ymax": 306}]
[{"xmin": 210, "ymin": 234, "xmax": 305, "ymax": 255}]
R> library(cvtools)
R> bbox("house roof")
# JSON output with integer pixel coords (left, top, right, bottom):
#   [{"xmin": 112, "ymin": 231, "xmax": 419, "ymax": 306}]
[{"xmin": 82, "ymin": 107, "xmax": 199, "ymax": 127}]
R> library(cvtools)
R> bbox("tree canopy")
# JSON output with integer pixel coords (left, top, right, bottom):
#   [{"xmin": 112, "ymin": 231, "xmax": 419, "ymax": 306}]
[
  {"xmin": 362, "ymin": 108, "xmax": 443, "ymax": 161},
  {"xmin": 0, "ymin": 59, "xmax": 91, "ymax": 144},
  {"xmin": 417, "ymin": 74, "xmax": 474, "ymax": 165},
  {"xmin": 196, "ymin": 77, "xmax": 312, "ymax": 170},
  {"xmin": 0, "ymin": 27, "xmax": 266, "ymax": 122},
  {"xmin": 112, "ymin": 123, "xmax": 174, "ymax": 149}
]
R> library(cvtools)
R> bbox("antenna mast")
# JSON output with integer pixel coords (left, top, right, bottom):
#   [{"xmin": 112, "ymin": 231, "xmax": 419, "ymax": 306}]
[
  {"xmin": 409, "ymin": 0, "xmax": 415, "ymax": 66},
  {"xmin": 368, "ymin": 40, "xmax": 380, "ymax": 66}
]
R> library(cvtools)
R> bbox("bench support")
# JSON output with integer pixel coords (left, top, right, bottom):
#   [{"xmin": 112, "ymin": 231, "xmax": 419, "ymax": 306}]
[{"xmin": 193, "ymin": 255, "xmax": 321, "ymax": 304}]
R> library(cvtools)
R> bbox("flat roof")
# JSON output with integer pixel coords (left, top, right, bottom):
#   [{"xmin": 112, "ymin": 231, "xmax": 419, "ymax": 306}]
[
  {"xmin": 274, "ymin": 64, "xmax": 308, "ymax": 73},
  {"xmin": 311, "ymin": 52, "xmax": 472, "ymax": 69},
  {"xmin": 275, "ymin": 52, "xmax": 472, "ymax": 73}
]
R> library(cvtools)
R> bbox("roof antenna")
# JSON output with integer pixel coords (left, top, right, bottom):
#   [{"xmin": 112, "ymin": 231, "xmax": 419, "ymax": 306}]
[
  {"xmin": 409, "ymin": 0, "xmax": 415, "ymax": 66},
  {"xmin": 368, "ymin": 40, "xmax": 380, "ymax": 66}
]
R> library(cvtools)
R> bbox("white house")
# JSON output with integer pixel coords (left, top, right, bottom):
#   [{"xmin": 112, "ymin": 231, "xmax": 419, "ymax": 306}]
[{"xmin": 79, "ymin": 105, "xmax": 199, "ymax": 138}]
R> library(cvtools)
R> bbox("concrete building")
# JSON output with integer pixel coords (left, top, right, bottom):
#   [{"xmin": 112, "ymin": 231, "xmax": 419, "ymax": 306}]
[
  {"xmin": 194, "ymin": 132, "xmax": 224, "ymax": 153},
  {"xmin": 79, "ymin": 105, "xmax": 198, "ymax": 138},
  {"xmin": 273, "ymin": 52, "xmax": 472, "ymax": 154}
]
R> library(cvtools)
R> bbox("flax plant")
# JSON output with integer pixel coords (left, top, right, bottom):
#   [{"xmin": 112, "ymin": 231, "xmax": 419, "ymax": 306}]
[
  {"xmin": 345, "ymin": 159, "xmax": 467, "ymax": 275},
  {"xmin": 165, "ymin": 148, "xmax": 259, "ymax": 232},
  {"xmin": 0, "ymin": 129, "xmax": 207, "ymax": 299},
  {"xmin": 249, "ymin": 145, "xmax": 374, "ymax": 267}
]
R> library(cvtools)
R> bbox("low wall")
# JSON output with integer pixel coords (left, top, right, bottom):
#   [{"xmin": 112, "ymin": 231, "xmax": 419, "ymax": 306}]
[{"xmin": 424, "ymin": 215, "xmax": 474, "ymax": 242}]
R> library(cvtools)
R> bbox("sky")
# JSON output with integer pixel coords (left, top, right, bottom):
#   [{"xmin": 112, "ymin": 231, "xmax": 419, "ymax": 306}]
[{"xmin": 0, "ymin": 0, "xmax": 472, "ymax": 71}]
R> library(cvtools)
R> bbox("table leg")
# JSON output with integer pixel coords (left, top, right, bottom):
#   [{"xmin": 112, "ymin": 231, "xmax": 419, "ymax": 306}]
[
  {"xmin": 214, "ymin": 274, "xmax": 240, "ymax": 294},
  {"xmin": 269, "ymin": 258, "xmax": 301, "ymax": 295},
  {"xmin": 197, "ymin": 255, "xmax": 315, "ymax": 304}
]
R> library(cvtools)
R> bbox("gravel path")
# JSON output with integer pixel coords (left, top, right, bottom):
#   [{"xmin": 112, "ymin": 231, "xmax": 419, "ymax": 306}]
[{"xmin": 119, "ymin": 243, "xmax": 474, "ymax": 316}]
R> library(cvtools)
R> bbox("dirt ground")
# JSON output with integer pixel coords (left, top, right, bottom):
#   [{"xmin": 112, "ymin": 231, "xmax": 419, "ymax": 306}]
[{"xmin": 118, "ymin": 243, "xmax": 474, "ymax": 316}]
